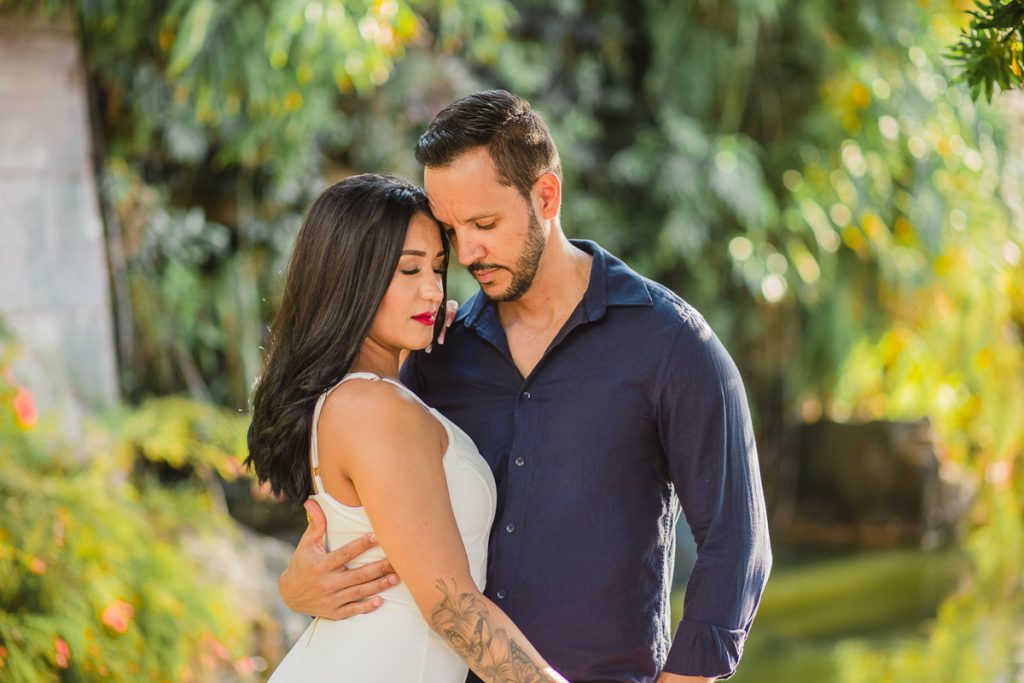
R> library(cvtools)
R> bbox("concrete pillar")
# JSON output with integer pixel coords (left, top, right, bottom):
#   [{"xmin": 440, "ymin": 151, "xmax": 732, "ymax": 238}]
[{"xmin": 0, "ymin": 9, "xmax": 119, "ymax": 425}]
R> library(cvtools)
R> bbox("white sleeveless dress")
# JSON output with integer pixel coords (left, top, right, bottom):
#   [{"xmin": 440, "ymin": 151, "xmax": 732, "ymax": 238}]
[{"xmin": 269, "ymin": 372, "xmax": 497, "ymax": 682}]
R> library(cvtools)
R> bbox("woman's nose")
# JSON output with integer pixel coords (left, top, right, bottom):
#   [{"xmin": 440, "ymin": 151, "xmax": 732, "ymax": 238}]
[{"xmin": 422, "ymin": 274, "xmax": 443, "ymax": 304}]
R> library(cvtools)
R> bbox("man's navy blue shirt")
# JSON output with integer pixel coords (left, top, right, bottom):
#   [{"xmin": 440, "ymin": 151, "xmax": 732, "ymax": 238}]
[{"xmin": 401, "ymin": 241, "xmax": 771, "ymax": 682}]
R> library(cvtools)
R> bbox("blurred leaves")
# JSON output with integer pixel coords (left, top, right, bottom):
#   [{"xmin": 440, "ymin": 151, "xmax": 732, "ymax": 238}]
[
  {"xmin": 0, "ymin": 348, "xmax": 256, "ymax": 681},
  {"xmin": 0, "ymin": 0, "xmax": 516, "ymax": 409},
  {"xmin": 947, "ymin": 1, "xmax": 1024, "ymax": 101},
  {"xmin": 111, "ymin": 396, "xmax": 249, "ymax": 481}
]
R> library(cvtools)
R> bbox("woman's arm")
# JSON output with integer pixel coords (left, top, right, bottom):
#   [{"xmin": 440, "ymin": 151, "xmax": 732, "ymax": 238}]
[{"xmin": 319, "ymin": 381, "xmax": 568, "ymax": 683}]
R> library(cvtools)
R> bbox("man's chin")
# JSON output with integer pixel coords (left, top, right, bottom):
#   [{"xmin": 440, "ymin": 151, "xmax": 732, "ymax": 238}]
[{"xmin": 481, "ymin": 284, "xmax": 528, "ymax": 303}]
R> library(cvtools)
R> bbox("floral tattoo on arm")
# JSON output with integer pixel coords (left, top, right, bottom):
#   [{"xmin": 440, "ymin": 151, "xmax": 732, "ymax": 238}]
[{"xmin": 431, "ymin": 579, "xmax": 555, "ymax": 683}]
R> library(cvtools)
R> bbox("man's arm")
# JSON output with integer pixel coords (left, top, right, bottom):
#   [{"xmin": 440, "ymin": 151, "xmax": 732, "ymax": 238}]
[
  {"xmin": 656, "ymin": 316, "xmax": 772, "ymax": 680},
  {"xmin": 659, "ymin": 675, "xmax": 714, "ymax": 683},
  {"xmin": 278, "ymin": 498, "xmax": 399, "ymax": 618}
]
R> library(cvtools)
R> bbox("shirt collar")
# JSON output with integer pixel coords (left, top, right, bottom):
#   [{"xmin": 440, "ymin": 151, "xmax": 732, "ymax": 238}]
[{"xmin": 457, "ymin": 239, "xmax": 653, "ymax": 332}]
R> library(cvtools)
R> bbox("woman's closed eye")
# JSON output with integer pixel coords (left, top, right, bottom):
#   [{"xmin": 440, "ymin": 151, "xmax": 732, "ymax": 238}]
[{"xmin": 400, "ymin": 267, "xmax": 445, "ymax": 276}]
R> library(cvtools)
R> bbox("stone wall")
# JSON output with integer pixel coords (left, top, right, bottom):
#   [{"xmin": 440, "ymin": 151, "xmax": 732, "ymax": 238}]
[{"xmin": 0, "ymin": 10, "xmax": 119, "ymax": 421}]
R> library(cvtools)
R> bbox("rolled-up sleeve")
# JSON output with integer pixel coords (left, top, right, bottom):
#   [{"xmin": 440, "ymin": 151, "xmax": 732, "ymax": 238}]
[{"xmin": 657, "ymin": 319, "xmax": 772, "ymax": 679}]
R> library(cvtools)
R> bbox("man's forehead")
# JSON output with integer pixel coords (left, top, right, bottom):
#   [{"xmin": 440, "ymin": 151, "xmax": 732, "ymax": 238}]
[{"xmin": 425, "ymin": 173, "xmax": 510, "ymax": 224}]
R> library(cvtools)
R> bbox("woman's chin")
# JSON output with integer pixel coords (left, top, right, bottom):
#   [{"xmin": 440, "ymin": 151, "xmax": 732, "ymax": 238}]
[{"xmin": 405, "ymin": 336, "xmax": 434, "ymax": 352}]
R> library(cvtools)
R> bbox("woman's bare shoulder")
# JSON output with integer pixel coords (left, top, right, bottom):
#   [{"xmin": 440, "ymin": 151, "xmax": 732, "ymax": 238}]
[{"xmin": 318, "ymin": 378, "xmax": 436, "ymax": 455}]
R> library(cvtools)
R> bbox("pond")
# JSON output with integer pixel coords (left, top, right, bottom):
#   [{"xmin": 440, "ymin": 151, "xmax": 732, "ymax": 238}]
[{"xmin": 671, "ymin": 536, "xmax": 1023, "ymax": 682}]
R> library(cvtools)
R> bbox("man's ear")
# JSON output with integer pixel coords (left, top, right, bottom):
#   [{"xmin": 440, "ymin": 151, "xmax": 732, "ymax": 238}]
[{"xmin": 533, "ymin": 171, "xmax": 562, "ymax": 220}]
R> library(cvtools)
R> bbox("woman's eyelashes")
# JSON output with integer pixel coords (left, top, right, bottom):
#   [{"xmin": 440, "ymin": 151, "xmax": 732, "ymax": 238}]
[{"xmin": 399, "ymin": 262, "xmax": 446, "ymax": 276}]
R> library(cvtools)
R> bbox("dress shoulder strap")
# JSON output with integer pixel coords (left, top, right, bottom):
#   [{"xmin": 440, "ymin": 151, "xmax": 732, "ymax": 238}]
[{"xmin": 308, "ymin": 372, "xmax": 426, "ymax": 495}]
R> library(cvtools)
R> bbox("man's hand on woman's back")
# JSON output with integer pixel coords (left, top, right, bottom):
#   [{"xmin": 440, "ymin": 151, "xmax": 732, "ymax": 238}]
[{"xmin": 278, "ymin": 499, "xmax": 399, "ymax": 619}]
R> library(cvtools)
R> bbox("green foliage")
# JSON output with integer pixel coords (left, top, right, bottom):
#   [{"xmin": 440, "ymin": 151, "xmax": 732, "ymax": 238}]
[
  {"xmin": 111, "ymin": 395, "xmax": 250, "ymax": 480},
  {"xmin": 0, "ymin": 0, "xmax": 516, "ymax": 408},
  {"xmin": 0, "ymin": 351, "xmax": 259, "ymax": 681},
  {"xmin": 948, "ymin": 1, "xmax": 1024, "ymax": 100}
]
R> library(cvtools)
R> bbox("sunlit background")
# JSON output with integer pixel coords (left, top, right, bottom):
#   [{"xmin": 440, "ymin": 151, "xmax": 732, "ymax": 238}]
[{"xmin": 1, "ymin": 0, "xmax": 1022, "ymax": 680}]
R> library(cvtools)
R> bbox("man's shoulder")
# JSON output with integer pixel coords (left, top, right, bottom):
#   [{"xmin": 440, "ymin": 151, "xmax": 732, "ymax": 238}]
[
  {"xmin": 626, "ymin": 274, "xmax": 716, "ymax": 344},
  {"xmin": 594, "ymin": 241, "xmax": 712, "ymax": 338}
]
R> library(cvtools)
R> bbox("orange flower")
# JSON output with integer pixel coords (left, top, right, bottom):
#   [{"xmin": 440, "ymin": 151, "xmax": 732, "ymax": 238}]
[
  {"xmin": 13, "ymin": 387, "xmax": 38, "ymax": 428},
  {"xmin": 100, "ymin": 599, "xmax": 135, "ymax": 634},
  {"xmin": 28, "ymin": 557, "xmax": 47, "ymax": 574},
  {"xmin": 0, "ymin": 643, "xmax": 8, "ymax": 668},
  {"xmin": 54, "ymin": 637, "xmax": 70, "ymax": 668}
]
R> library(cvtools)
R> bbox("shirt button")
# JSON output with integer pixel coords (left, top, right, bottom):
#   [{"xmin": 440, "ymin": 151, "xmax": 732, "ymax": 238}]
[
  {"xmin": 505, "ymin": 522, "xmax": 516, "ymax": 533},
  {"xmin": 514, "ymin": 456, "xmax": 525, "ymax": 467},
  {"xmin": 496, "ymin": 589, "xmax": 507, "ymax": 600},
  {"xmin": 521, "ymin": 391, "xmax": 531, "ymax": 400}
]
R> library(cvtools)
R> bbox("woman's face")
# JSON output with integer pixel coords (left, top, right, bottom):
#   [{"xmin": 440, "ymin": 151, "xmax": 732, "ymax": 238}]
[{"xmin": 365, "ymin": 212, "xmax": 445, "ymax": 353}]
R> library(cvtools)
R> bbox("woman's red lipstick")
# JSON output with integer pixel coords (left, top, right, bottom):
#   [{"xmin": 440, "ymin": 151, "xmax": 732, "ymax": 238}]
[{"xmin": 412, "ymin": 312, "xmax": 436, "ymax": 326}]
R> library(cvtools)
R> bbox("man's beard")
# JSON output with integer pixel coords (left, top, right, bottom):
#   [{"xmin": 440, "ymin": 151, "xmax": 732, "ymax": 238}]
[{"xmin": 476, "ymin": 207, "xmax": 545, "ymax": 302}]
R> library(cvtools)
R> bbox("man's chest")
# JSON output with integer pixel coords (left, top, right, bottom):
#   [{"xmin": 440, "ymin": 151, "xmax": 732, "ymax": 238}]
[{"xmin": 425, "ymin": 347, "xmax": 665, "ymax": 480}]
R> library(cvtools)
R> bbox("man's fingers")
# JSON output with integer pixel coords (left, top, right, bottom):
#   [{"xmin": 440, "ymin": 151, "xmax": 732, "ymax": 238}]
[
  {"xmin": 326, "ymin": 532, "xmax": 379, "ymax": 567},
  {"xmin": 329, "ymin": 558, "xmax": 397, "ymax": 591},
  {"xmin": 332, "ymin": 572, "xmax": 399, "ymax": 603},
  {"xmin": 329, "ymin": 596, "xmax": 384, "ymax": 620},
  {"xmin": 296, "ymin": 499, "xmax": 328, "ymax": 551},
  {"xmin": 440, "ymin": 299, "xmax": 459, "ymax": 345}
]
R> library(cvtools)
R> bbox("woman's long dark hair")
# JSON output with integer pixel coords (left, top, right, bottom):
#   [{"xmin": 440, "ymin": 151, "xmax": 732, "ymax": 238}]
[{"xmin": 246, "ymin": 174, "xmax": 446, "ymax": 505}]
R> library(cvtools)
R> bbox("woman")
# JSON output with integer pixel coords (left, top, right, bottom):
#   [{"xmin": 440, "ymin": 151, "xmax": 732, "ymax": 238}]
[{"xmin": 246, "ymin": 174, "xmax": 568, "ymax": 683}]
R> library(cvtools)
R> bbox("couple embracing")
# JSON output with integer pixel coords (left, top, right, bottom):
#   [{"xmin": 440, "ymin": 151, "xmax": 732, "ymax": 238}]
[{"xmin": 246, "ymin": 90, "xmax": 771, "ymax": 683}]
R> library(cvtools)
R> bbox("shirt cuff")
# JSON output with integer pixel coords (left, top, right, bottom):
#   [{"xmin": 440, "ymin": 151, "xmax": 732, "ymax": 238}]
[{"xmin": 663, "ymin": 618, "xmax": 748, "ymax": 679}]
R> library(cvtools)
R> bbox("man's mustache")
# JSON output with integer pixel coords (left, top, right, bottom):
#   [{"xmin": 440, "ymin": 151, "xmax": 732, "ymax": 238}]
[{"xmin": 467, "ymin": 263, "xmax": 507, "ymax": 274}]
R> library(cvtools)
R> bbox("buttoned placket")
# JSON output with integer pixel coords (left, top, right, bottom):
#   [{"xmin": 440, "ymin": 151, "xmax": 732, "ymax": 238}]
[{"xmin": 463, "ymin": 298, "xmax": 597, "ymax": 606}]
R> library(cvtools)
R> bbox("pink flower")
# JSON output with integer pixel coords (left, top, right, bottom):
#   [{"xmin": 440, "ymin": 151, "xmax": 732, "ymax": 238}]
[
  {"xmin": 54, "ymin": 637, "xmax": 70, "ymax": 668},
  {"xmin": 13, "ymin": 387, "xmax": 38, "ymax": 428},
  {"xmin": 100, "ymin": 599, "xmax": 134, "ymax": 634},
  {"xmin": 28, "ymin": 557, "xmax": 47, "ymax": 574}
]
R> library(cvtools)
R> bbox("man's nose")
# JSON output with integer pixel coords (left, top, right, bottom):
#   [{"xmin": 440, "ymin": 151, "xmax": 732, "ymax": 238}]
[{"xmin": 454, "ymin": 234, "xmax": 484, "ymax": 266}]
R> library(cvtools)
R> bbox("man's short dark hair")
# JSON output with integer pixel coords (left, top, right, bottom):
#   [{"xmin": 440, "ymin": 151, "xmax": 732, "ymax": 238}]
[{"xmin": 415, "ymin": 90, "xmax": 562, "ymax": 199}]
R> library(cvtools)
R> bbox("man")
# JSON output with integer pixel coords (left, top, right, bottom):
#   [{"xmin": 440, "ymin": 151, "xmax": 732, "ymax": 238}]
[{"xmin": 279, "ymin": 90, "xmax": 771, "ymax": 682}]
